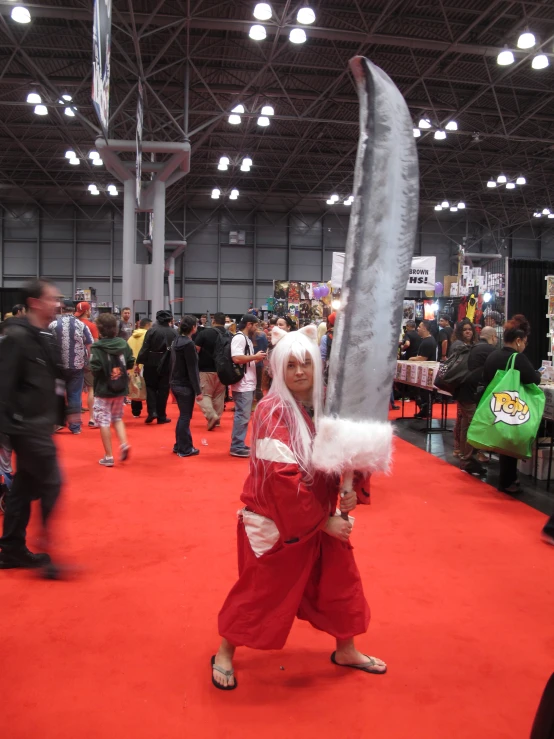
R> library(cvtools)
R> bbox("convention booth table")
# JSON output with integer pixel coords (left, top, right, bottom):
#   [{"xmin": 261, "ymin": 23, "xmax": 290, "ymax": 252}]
[
  {"xmin": 394, "ymin": 360, "xmax": 453, "ymax": 434},
  {"xmin": 523, "ymin": 383, "xmax": 554, "ymax": 489}
]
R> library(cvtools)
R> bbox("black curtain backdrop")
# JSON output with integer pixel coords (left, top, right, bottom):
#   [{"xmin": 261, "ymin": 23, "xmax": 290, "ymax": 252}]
[
  {"xmin": 0, "ymin": 287, "xmax": 25, "ymax": 320},
  {"xmin": 508, "ymin": 258, "xmax": 554, "ymax": 370}
]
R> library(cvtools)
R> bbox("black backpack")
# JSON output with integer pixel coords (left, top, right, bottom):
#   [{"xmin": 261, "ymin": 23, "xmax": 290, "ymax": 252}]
[
  {"xmin": 435, "ymin": 344, "xmax": 471, "ymax": 395},
  {"xmin": 106, "ymin": 352, "xmax": 128, "ymax": 393},
  {"xmin": 214, "ymin": 330, "xmax": 249, "ymax": 386}
]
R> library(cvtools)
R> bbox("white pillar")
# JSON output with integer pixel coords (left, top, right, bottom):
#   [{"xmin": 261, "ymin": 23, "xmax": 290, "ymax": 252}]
[
  {"xmin": 122, "ymin": 179, "xmax": 136, "ymax": 311},
  {"xmin": 151, "ymin": 180, "xmax": 166, "ymax": 317},
  {"xmin": 167, "ymin": 256, "xmax": 175, "ymax": 311}
]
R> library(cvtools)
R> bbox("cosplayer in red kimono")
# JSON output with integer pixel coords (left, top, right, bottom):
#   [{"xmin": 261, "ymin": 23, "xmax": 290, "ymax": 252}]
[{"xmin": 211, "ymin": 324, "xmax": 385, "ymax": 690}]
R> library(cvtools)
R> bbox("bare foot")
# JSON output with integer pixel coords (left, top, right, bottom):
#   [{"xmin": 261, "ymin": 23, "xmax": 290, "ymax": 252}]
[
  {"xmin": 212, "ymin": 645, "xmax": 236, "ymax": 688},
  {"xmin": 333, "ymin": 647, "xmax": 387, "ymax": 674}
]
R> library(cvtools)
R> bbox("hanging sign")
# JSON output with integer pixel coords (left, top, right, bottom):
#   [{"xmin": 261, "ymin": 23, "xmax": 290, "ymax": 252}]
[
  {"xmin": 92, "ymin": 0, "xmax": 112, "ymax": 139},
  {"xmin": 136, "ymin": 79, "xmax": 143, "ymax": 208},
  {"xmin": 331, "ymin": 252, "xmax": 436, "ymax": 292}
]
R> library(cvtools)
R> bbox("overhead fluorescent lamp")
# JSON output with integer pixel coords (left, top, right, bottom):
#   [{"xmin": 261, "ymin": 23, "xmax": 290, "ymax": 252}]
[
  {"xmin": 89, "ymin": 150, "xmax": 100, "ymax": 160},
  {"xmin": 64, "ymin": 107, "xmax": 75, "ymax": 117},
  {"xmin": 242, "ymin": 157, "xmax": 253, "ymax": 167},
  {"xmin": 228, "ymin": 114, "xmax": 241, "ymax": 125},
  {"xmin": 297, "ymin": 7, "xmax": 315, "ymax": 24},
  {"xmin": 441, "ymin": 200, "xmax": 449, "ymax": 208},
  {"xmin": 532, "ymin": 54, "xmax": 549, "ymax": 70},
  {"xmin": 326, "ymin": 199, "xmax": 334, "ymax": 205},
  {"xmin": 253, "ymin": 3, "xmax": 272, "ymax": 21},
  {"xmin": 497, "ymin": 174, "xmax": 507, "ymax": 184},
  {"xmin": 249, "ymin": 24, "xmax": 266, "ymax": 41},
  {"xmin": 87, "ymin": 184, "xmax": 97, "ymax": 192},
  {"xmin": 457, "ymin": 202, "xmax": 466, "ymax": 209},
  {"xmin": 434, "ymin": 130, "xmax": 446, "ymax": 140},
  {"xmin": 11, "ymin": 6, "xmax": 31, "ymax": 23},
  {"xmin": 211, "ymin": 188, "xmax": 221, "ymax": 199},
  {"xmin": 92, "ymin": 158, "xmax": 103, "ymax": 166},
  {"xmin": 506, "ymin": 182, "xmax": 515, "ymax": 189},
  {"xmin": 289, "ymin": 28, "xmax": 307, "ymax": 44},
  {"xmin": 487, "ymin": 179, "xmax": 497, "ymax": 188},
  {"xmin": 445, "ymin": 121, "xmax": 458, "ymax": 131},
  {"xmin": 330, "ymin": 194, "xmax": 339, "ymax": 202},
  {"xmin": 542, "ymin": 208, "xmax": 550, "ymax": 215},
  {"xmin": 229, "ymin": 188, "xmax": 239, "ymax": 200},
  {"xmin": 65, "ymin": 150, "xmax": 76, "ymax": 159},
  {"xmin": 517, "ymin": 31, "xmax": 535, "ymax": 49},
  {"xmin": 261, "ymin": 105, "xmax": 274, "ymax": 116},
  {"xmin": 434, "ymin": 205, "xmax": 442, "ymax": 211},
  {"xmin": 61, "ymin": 93, "xmax": 72, "ymax": 102},
  {"xmin": 69, "ymin": 157, "xmax": 79, "ymax": 165},
  {"xmin": 516, "ymin": 176, "xmax": 526, "ymax": 185},
  {"xmin": 450, "ymin": 206, "xmax": 458, "ymax": 212},
  {"xmin": 497, "ymin": 49, "xmax": 515, "ymax": 65},
  {"xmin": 257, "ymin": 116, "xmax": 270, "ymax": 126},
  {"xmin": 34, "ymin": 105, "xmax": 48, "ymax": 115},
  {"xmin": 218, "ymin": 162, "xmax": 228, "ymax": 171},
  {"xmin": 418, "ymin": 117, "xmax": 431, "ymax": 129},
  {"xmin": 549, "ymin": 214, "xmax": 554, "ymax": 219},
  {"xmin": 240, "ymin": 163, "xmax": 250, "ymax": 171},
  {"xmin": 26, "ymin": 92, "xmax": 41, "ymax": 104}
]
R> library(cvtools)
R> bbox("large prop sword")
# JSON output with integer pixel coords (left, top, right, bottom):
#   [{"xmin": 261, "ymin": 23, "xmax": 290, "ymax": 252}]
[{"xmin": 312, "ymin": 56, "xmax": 419, "ymax": 496}]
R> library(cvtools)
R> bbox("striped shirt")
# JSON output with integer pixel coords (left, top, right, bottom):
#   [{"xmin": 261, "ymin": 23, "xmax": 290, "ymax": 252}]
[{"xmin": 49, "ymin": 315, "xmax": 93, "ymax": 370}]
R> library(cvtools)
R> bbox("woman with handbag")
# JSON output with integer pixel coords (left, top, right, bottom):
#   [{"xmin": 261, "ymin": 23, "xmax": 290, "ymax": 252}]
[
  {"xmin": 450, "ymin": 320, "xmax": 477, "ymax": 456},
  {"xmin": 482, "ymin": 315, "xmax": 541, "ymax": 493}
]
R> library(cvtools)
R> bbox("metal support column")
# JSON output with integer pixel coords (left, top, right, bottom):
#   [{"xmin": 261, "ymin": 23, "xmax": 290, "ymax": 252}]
[
  {"xmin": 0, "ymin": 209, "xmax": 4, "ymax": 288},
  {"xmin": 167, "ymin": 256, "xmax": 175, "ymax": 308},
  {"xmin": 217, "ymin": 212, "xmax": 221, "ymax": 311},
  {"xmin": 321, "ymin": 215, "xmax": 325, "ymax": 282},
  {"xmin": 287, "ymin": 214, "xmax": 291, "ymax": 281},
  {"xmin": 122, "ymin": 179, "xmax": 136, "ymax": 311},
  {"xmin": 72, "ymin": 209, "xmax": 77, "ymax": 296},
  {"xmin": 252, "ymin": 217, "xmax": 257, "ymax": 308},
  {"xmin": 36, "ymin": 210, "xmax": 41, "ymax": 278},
  {"xmin": 151, "ymin": 179, "xmax": 166, "ymax": 316},
  {"xmin": 110, "ymin": 209, "xmax": 115, "ymax": 304}
]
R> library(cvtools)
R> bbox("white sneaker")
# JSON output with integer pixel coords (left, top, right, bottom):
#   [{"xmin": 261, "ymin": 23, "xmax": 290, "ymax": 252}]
[{"xmin": 99, "ymin": 456, "xmax": 114, "ymax": 467}]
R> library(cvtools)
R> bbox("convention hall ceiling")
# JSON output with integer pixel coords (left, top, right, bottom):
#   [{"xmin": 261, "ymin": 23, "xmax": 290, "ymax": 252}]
[{"xmin": 0, "ymin": 0, "xmax": 553, "ymax": 228}]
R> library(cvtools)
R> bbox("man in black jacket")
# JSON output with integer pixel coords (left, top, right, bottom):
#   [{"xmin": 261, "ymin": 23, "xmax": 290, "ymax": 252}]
[
  {"xmin": 194, "ymin": 311, "xmax": 228, "ymax": 431},
  {"xmin": 457, "ymin": 326, "xmax": 498, "ymax": 475},
  {"xmin": 0, "ymin": 278, "xmax": 65, "ymax": 572},
  {"xmin": 137, "ymin": 309, "xmax": 176, "ymax": 424}
]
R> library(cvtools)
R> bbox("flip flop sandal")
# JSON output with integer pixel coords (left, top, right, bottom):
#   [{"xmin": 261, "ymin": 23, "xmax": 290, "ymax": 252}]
[
  {"xmin": 211, "ymin": 655, "xmax": 238, "ymax": 691},
  {"xmin": 330, "ymin": 651, "xmax": 387, "ymax": 675}
]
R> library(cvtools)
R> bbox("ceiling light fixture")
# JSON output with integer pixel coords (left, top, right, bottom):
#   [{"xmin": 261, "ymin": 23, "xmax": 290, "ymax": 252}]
[
  {"xmin": 261, "ymin": 105, "xmax": 274, "ymax": 116},
  {"xmin": 253, "ymin": 2, "xmax": 272, "ymax": 20},
  {"xmin": 218, "ymin": 156, "xmax": 229, "ymax": 171},
  {"xmin": 487, "ymin": 179, "xmax": 497, "ymax": 188},
  {"xmin": 445, "ymin": 121, "xmax": 458, "ymax": 131},
  {"xmin": 326, "ymin": 199, "xmax": 334, "ymax": 205},
  {"xmin": 211, "ymin": 188, "xmax": 221, "ymax": 199},
  {"xmin": 65, "ymin": 150, "xmax": 76, "ymax": 159},
  {"xmin": 240, "ymin": 162, "xmax": 250, "ymax": 172},
  {"xmin": 64, "ymin": 107, "xmax": 75, "ymax": 117},
  {"xmin": 89, "ymin": 150, "xmax": 99, "ymax": 160},
  {"xmin": 418, "ymin": 117, "xmax": 431, "ymax": 129},
  {"xmin": 517, "ymin": 31, "xmax": 536, "ymax": 49},
  {"xmin": 257, "ymin": 116, "xmax": 270, "ymax": 126},
  {"xmin": 532, "ymin": 54, "xmax": 549, "ymax": 70},
  {"xmin": 289, "ymin": 28, "xmax": 307, "ymax": 44},
  {"xmin": 450, "ymin": 206, "xmax": 458, "ymax": 212},
  {"xmin": 542, "ymin": 208, "xmax": 551, "ymax": 215},
  {"xmin": 506, "ymin": 182, "xmax": 516, "ymax": 189},
  {"xmin": 434, "ymin": 130, "xmax": 446, "ymax": 140},
  {"xmin": 549, "ymin": 214, "xmax": 554, "ymax": 219},
  {"xmin": 26, "ymin": 92, "xmax": 41, "ymax": 104},
  {"xmin": 497, "ymin": 174, "xmax": 507, "ymax": 184},
  {"xmin": 458, "ymin": 202, "xmax": 466, "ymax": 209},
  {"xmin": 243, "ymin": 157, "xmax": 253, "ymax": 168},
  {"xmin": 228, "ymin": 104, "xmax": 244, "ymax": 125},
  {"xmin": 331, "ymin": 194, "xmax": 339, "ymax": 202},
  {"xmin": 297, "ymin": 6, "xmax": 315, "ymax": 24},
  {"xmin": 61, "ymin": 93, "xmax": 72, "ymax": 102},
  {"xmin": 34, "ymin": 105, "xmax": 48, "ymax": 115},
  {"xmin": 69, "ymin": 157, "xmax": 80, "ymax": 166},
  {"xmin": 108, "ymin": 185, "xmax": 118, "ymax": 196},
  {"xmin": 11, "ymin": 6, "xmax": 31, "ymax": 23},
  {"xmin": 533, "ymin": 212, "xmax": 541, "ymax": 218},
  {"xmin": 249, "ymin": 24, "xmax": 266, "ymax": 41},
  {"xmin": 434, "ymin": 205, "xmax": 442, "ymax": 211},
  {"xmin": 87, "ymin": 184, "xmax": 98, "ymax": 192},
  {"xmin": 413, "ymin": 128, "xmax": 421, "ymax": 138},
  {"xmin": 229, "ymin": 188, "xmax": 239, "ymax": 200},
  {"xmin": 497, "ymin": 48, "xmax": 515, "ymax": 66},
  {"xmin": 516, "ymin": 175, "xmax": 526, "ymax": 185},
  {"xmin": 441, "ymin": 200, "xmax": 449, "ymax": 208},
  {"xmin": 92, "ymin": 158, "xmax": 103, "ymax": 166}
]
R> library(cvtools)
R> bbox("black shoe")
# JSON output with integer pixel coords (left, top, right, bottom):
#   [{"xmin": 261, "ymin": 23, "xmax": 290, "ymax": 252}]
[
  {"xmin": 462, "ymin": 461, "xmax": 487, "ymax": 477},
  {"xmin": 177, "ymin": 448, "xmax": 200, "ymax": 458},
  {"xmin": 132, "ymin": 413, "xmax": 141, "ymax": 418},
  {"xmin": 145, "ymin": 415, "xmax": 157, "ymax": 424},
  {"xmin": 0, "ymin": 548, "xmax": 51, "ymax": 569},
  {"xmin": 391, "ymin": 405, "xmax": 400, "ymax": 411},
  {"xmin": 413, "ymin": 412, "xmax": 430, "ymax": 420},
  {"xmin": 157, "ymin": 418, "xmax": 171, "ymax": 425}
]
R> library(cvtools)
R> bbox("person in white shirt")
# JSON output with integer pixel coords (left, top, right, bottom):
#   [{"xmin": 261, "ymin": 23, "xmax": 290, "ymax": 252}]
[{"xmin": 229, "ymin": 314, "xmax": 267, "ymax": 457}]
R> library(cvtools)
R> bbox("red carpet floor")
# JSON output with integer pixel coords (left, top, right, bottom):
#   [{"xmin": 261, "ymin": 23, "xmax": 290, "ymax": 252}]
[{"xmin": 1, "ymin": 399, "xmax": 554, "ymax": 739}]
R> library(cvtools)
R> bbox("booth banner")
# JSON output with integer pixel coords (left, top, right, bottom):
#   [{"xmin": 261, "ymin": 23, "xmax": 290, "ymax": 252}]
[
  {"xmin": 92, "ymin": 0, "xmax": 112, "ymax": 138},
  {"xmin": 331, "ymin": 252, "xmax": 436, "ymax": 291}
]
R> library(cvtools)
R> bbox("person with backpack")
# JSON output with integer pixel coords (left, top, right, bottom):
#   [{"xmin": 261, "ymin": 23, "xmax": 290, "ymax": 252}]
[
  {"xmin": 137, "ymin": 310, "xmax": 176, "ymax": 425},
  {"xmin": 90, "ymin": 313, "xmax": 135, "ymax": 467},
  {"xmin": 170, "ymin": 315, "xmax": 203, "ymax": 457},
  {"xmin": 229, "ymin": 314, "xmax": 266, "ymax": 458},
  {"xmin": 194, "ymin": 312, "xmax": 228, "ymax": 431}
]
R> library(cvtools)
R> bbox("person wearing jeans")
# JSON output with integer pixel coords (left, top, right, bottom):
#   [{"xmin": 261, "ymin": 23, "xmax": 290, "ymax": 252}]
[
  {"xmin": 229, "ymin": 315, "xmax": 267, "ymax": 458},
  {"xmin": 63, "ymin": 368, "xmax": 85, "ymax": 433},
  {"xmin": 170, "ymin": 315, "xmax": 203, "ymax": 458}
]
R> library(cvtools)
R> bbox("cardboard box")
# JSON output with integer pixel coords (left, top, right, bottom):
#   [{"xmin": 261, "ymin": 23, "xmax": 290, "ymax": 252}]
[
  {"xmin": 398, "ymin": 362, "xmax": 408, "ymax": 381},
  {"xmin": 419, "ymin": 364, "xmax": 436, "ymax": 388},
  {"xmin": 406, "ymin": 363, "xmax": 419, "ymax": 384},
  {"xmin": 518, "ymin": 446, "xmax": 554, "ymax": 480}
]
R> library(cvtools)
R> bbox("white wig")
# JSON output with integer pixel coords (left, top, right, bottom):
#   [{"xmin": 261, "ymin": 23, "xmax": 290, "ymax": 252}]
[{"xmin": 260, "ymin": 324, "xmax": 323, "ymax": 478}]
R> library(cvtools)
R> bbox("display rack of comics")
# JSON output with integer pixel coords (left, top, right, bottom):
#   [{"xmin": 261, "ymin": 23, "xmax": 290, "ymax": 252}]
[{"xmin": 272, "ymin": 281, "xmax": 334, "ymax": 326}]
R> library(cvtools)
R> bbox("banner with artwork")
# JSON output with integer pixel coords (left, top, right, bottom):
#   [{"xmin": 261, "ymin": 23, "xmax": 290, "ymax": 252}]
[
  {"xmin": 272, "ymin": 280, "xmax": 334, "ymax": 325},
  {"xmin": 92, "ymin": 0, "xmax": 112, "ymax": 139}
]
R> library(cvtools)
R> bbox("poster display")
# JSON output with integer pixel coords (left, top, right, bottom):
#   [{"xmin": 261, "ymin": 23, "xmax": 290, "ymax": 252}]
[
  {"xmin": 331, "ymin": 252, "xmax": 437, "ymax": 292},
  {"xmin": 92, "ymin": 0, "xmax": 112, "ymax": 139}
]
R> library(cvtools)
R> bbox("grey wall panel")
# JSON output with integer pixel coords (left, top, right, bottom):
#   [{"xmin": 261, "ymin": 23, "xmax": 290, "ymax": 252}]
[
  {"xmin": 220, "ymin": 281, "xmax": 253, "ymax": 314},
  {"xmin": 3, "ymin": 210, "xmax": 37, "ymax": 239},
  {"xmin": 41, "ymin": 257, "xmax": 74, "ymax": 276},
  {"xmin": 221, "ymin": 212, "xmax": 254, "ymax": 244},
  {"xmin": 512, "ymin": 225, "xmax": 539, "ymax": 258},
  {"xmin": 290, "ymin": 215, "xmax": 322, "ymax": 247},
  {"xmin": 324, "ymin": 214, "xmax": 349, "ymax": 248},
  {"xmin": 185, "ymin": 244, "xmax": 218, "ymax": 279},
  {"xmin": 256, "ymin": 214, "xmax": 287, "ymax": 246},
  {"xmin": 221, "ymin": 246, "xmax": 253, "ymax": 280},
  {"xmin": 183, "ymin": 281, "xmax": 217, "ymax": 314},
  {"xmin": 4, "ymin": 241, "xmax": 37, "ymax": 275},
  {"xmin": 256, "ymin": 282, "xmax": 274, "ymax": 307},
  {"xmin": 256, "ymin": 247, "xmax": 287, "ymax": 280},
  {"xmin": 290, "ymin": 248, "xmax": 322, "ymax": 281}
]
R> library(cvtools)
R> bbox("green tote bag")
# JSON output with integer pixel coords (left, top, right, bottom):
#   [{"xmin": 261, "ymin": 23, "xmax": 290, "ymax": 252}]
[{"xmin": 467, "ymin": 352, "xmax": 545, "ymax": 459}]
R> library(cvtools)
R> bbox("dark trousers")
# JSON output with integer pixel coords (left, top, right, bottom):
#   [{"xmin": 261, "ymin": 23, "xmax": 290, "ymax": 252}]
[
  {"xmin": 499, "ymin": 454, "xmax": 518, "ymax": 490},
  {"xmin": 172, "ymin": 385, "xmax": 195, "ymax": 454},
  {"xmin": 144, "ymin": 366, "xmax": 170, "ymax": 420},
  {"xmin": 543, "ymin": 515, "xmax": 554, "ymax": 538},
  {"xmin": 131, "ymin": 400, "xmax": 143, "ymax": 417},
  {"xmin": 255, "ymin": 364, "xmax": 264, "ymax": 402},
  {"xmin": 530, "ymin": 672, "xmax": 554, "ymax": 739},
  {"xmin": 63, "ymin": 367, "xmax": 84, "ymax": 432},
  {"xmin": 0, "ymin": 433, "xmax": 61, "ymax": 553},
  {"xmin": 458, "ymin": 401, "xmax": 477, "ymax": 467}
]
